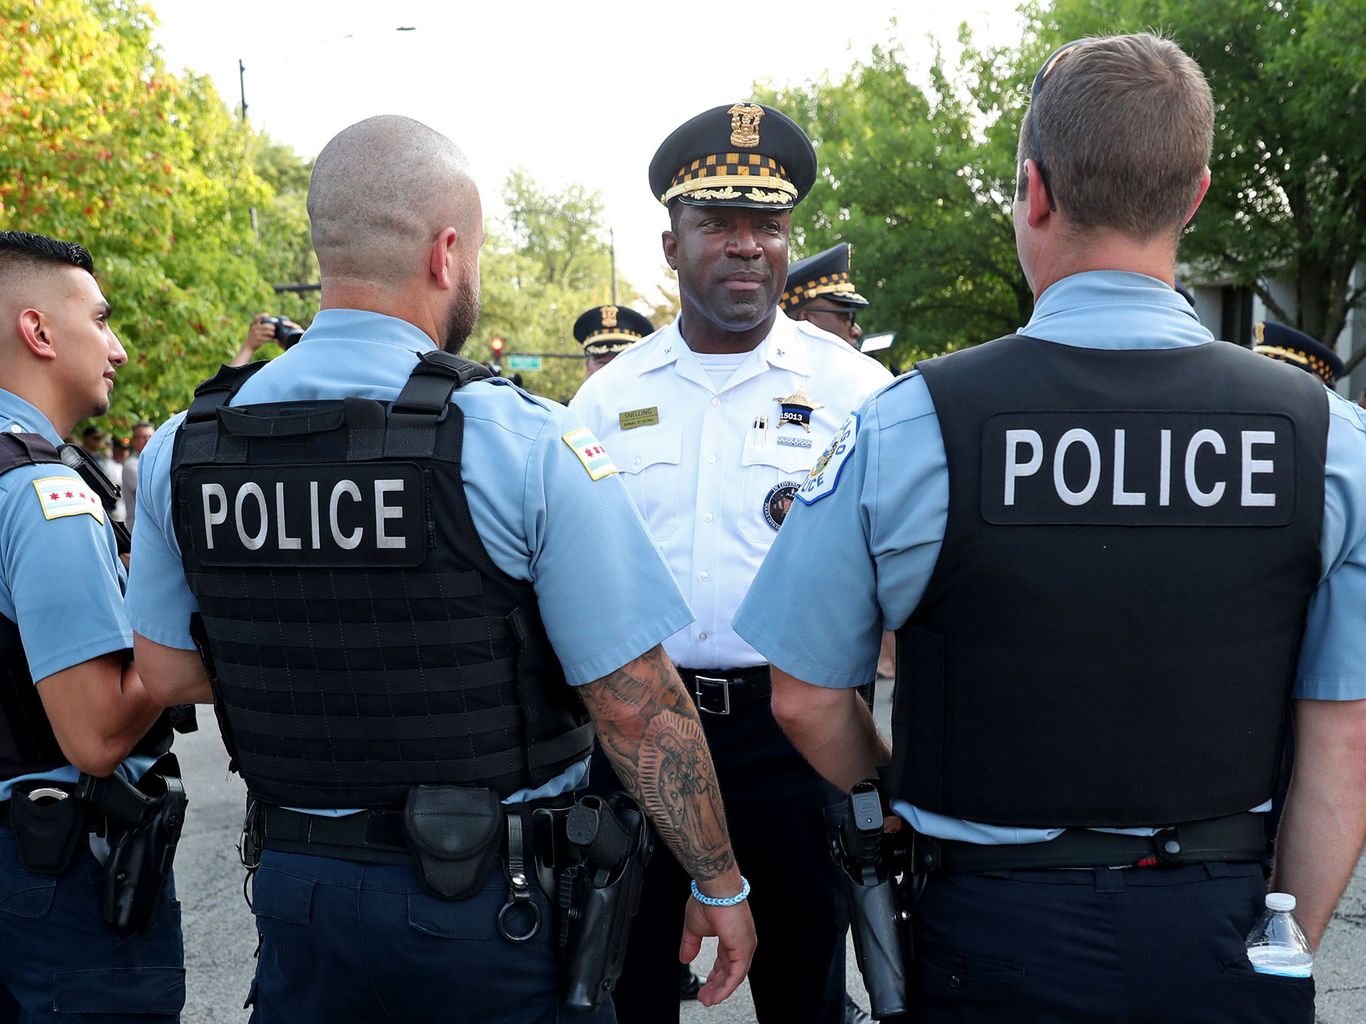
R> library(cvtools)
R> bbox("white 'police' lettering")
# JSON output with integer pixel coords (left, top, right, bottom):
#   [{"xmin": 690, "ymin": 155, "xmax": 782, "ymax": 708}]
[
  {"xmin": 1004, "ymin": 426, "xmax": 1278, "ymax": 509},
  {"xmin": 985, "ymin": 412, "xmax": 1295, "ymax": 528},
  {"xmin": 201, "ymin": 477, "xmax": 409, "ymax": 552}
]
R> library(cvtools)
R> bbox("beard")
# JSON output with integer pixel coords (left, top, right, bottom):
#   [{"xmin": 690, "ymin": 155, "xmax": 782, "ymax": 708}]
[{"xmin": 441, "ymin": 269, "xmax": 481, "ymax": 354}]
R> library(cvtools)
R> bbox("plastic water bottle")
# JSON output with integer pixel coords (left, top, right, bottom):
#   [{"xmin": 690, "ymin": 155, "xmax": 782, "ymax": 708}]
[{"xmin": 1245, "ymin": 892, "xmax": 1313, "ymax": 977}]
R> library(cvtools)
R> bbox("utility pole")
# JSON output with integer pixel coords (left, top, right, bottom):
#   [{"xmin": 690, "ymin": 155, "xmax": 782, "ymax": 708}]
[
  {"xmin": 238, "ymin": 59, "xmax": 248, "ymax": 123},
  {"xmin": 609, "ymin": 228, "xmax": 617, "ymax": 304}
]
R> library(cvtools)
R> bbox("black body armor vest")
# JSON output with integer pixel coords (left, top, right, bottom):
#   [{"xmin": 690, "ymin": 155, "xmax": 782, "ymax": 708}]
[
  {"xmin": 0, "ymin": 432, "xmax": 171, "ymax": 781},
  {"xmin": 169, "ymin": 353, "xmax": 594, "ymax": 810},
  {"xmin": 889, "ymin": 336, "xmax": 1328, "ymax": 828}
]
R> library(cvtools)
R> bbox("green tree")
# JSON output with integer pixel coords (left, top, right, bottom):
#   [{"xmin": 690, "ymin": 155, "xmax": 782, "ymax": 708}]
[
  {"xmin": 475, "ymin": 171, "xmax": 646, "ymax": 403},
  {"xmin": 0, "ymin": 0, "xmax": 314, "ymax": 430},
  {"xmin": 757, "ymin": 34, "xmax": 1035, "ymax": 367},
  {"xmin": 1030, "ymin": 0, "xmax": 1366, "ymax": 359}
]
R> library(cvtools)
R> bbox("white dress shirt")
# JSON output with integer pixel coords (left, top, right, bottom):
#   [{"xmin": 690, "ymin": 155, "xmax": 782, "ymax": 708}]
[{"xmin": 572, "ymin": 312, "xmax": 891, "ymax": 670}]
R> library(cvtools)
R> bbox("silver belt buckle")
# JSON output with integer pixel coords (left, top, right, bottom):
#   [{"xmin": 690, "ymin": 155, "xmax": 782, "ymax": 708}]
[{"xmin": 693, "ymin": 675, "xmax": 731, "ymax": 715}]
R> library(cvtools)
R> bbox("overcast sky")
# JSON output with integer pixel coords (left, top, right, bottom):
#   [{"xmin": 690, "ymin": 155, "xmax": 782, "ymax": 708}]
[{"xmin": 150, "ymin": 0, "xmax": 1026, "ymax": 301}]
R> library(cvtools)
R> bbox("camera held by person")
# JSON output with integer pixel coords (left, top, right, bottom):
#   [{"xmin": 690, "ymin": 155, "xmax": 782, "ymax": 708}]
[{"xmin": 229, "ymin": 312, "xmax": 305, "ymax": 367}]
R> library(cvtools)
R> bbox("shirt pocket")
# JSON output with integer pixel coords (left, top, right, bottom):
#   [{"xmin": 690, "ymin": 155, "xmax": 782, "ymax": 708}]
[
  {"xmin": 610, "ymin": 426, "xmax": 683, "ymax": 542},
  {"xmin": 739, "ymin": 441, "xmax": 815, "ymax": 544}
]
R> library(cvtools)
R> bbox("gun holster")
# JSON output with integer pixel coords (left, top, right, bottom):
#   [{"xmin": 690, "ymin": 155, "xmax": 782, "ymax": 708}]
[
  {"xmin": 8, "ymin": 780, "xmax": 84, "ymax": 874},
  {"xmin": 78, "ymin": 753, "xmax": 188, "ymax": 935},
  {"xmin": 546, "ymin": 792, "xmax": 652, "ymax": 1013},
  {"xmin": 402, "ymin": 785, "xmax": 503, "ymax": 901},
  {"xmin": 833, "ymin": 781, "xmax": 911, "ymax": 1020}
]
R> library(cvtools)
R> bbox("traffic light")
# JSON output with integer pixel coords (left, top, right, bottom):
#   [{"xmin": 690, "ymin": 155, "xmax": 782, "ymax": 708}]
[{"xmin": 489, "ymin": 336, "xmax": 505, "ymax": 359}]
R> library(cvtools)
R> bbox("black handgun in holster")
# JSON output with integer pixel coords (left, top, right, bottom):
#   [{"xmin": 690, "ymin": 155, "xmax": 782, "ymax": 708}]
[
  {"xmin": 548, "ymin": 792, "xmax": 652, "ymax": 1012},
  {"xmin": 77, "ymin": 752, "xmax": 188, "ymax": 934},
  {"xmin": 832, "ymin": 779, "xmax": 910, "ymax": 1020}
]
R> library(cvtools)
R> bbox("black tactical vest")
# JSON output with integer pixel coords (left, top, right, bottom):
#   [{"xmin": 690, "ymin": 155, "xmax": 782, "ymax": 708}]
[
  {"xmin": 169, "ymin": 352, "xmax": 594, "ymax": 810},
  {"xmin": 889, "ymin": 335, "xmax": 1328, "ymax": 828},
  {"xmin": 0, "ymin": 432, "xmax": 171, "ymax": 781}
]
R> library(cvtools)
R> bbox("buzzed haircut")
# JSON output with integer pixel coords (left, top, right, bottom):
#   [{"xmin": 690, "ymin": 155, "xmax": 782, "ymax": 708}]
[
  {"xmin": 307, "ymin": 115, "xmax": 478, "ymax": 285},
  {"xmin": 0, "ymin": 231, "xmax": 95, "ymax": 279},
  {"xmin": 1017, "ymin": 33, "xmax": 1214, "ymax": 240}
]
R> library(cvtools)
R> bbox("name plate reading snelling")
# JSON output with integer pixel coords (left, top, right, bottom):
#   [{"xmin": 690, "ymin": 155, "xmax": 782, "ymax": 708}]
[
  {"xmin": 981, "ymin": 411, "xmax": 1296, "ymax": 527},
  {"xmin": 182, "ymin": 462, "xmax": 428, "ymax": 567}
]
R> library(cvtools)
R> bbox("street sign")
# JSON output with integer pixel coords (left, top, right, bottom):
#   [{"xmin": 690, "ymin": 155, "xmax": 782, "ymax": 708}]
[{"xmin": 506, "ymin": 355, "xmax": 543, "ymax": 371}]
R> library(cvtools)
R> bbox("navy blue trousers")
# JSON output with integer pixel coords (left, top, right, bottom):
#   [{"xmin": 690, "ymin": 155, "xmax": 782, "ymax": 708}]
[
  {"xmin": 590, "ymin": 695, "xmax": 848, "ymax": 1024},
  {"xmin": 0, "ymin": 828, "xmax": 184, "ymax": 1023},
  {"xmin": 246, "ymin": 849, "xmax": 615, "ymax": 1024},
  {"xmin": 910, "ymin": 861, "xmax": 1314, "ymax": 1023}
]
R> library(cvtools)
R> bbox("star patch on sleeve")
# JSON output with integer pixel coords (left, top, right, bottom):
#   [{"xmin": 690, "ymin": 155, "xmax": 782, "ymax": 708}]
[
  {"xmin": 797, "ymin": 413, "xmax": 858, "ymax": 505},
  {"xmin": 32, "ymin": 475, "xmax": 107, "ymax": 525},
  {"xmin": 562, "ymin": 428, "xmax": 619, "ymax": 481}
]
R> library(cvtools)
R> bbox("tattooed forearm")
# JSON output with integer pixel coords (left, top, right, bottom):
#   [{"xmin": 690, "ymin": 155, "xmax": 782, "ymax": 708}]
[{"xmin": 580, "ymin": 645, "xmax": 737, "ymax": 883}]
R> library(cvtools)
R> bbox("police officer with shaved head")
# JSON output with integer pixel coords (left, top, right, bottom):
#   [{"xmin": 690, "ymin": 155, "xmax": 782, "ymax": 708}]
[
  {"xmin": 572, "ymin": 103, "xmax": 891, "ymax": 1024},
  {"xmin": 737, "ymin": 34, "xmax": 1366, "ymax": 1023},
  {"xmin": 127, "ymin": 115, "xmax": 755, "ymax": 1023}
]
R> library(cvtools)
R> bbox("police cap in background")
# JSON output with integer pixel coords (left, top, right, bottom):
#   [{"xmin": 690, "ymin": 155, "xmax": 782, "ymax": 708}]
[
  {"xmin": 649, "ymin": 101, "xmax": 817, "ymax": 211},
  {"xmin": 779, "ymin": 242, "xmax": 870, "ymax": 314},
  {"xmin": 1253, "ymin": 321, "xmax": 1345, "ymax": 387},
  {"xmin": 573, "ymin": 304, "xmax": 655, "ymax": 356}
]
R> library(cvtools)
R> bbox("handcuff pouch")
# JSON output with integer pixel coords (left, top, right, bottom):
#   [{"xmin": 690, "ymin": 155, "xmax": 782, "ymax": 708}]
[
  {"xmin": 9, "ymin": 780, "xmax": 83, "ymax": 874},
  {"xmin": 403, "ymin": 785, "xmax": 502, "ymax": 901}
]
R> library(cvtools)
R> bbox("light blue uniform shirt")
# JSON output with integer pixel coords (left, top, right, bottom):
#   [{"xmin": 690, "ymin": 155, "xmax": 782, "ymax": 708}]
[
  {"xmin": 735, "ymin": 271, "xmax": 1366, "ymax": 844},
  {"xmin": 0, "ymin": 389, "xmax": 150, "ymax": 801},
  {"xmin": 128, "ymin": 310, "xmax": 693, "ymax": 806}
]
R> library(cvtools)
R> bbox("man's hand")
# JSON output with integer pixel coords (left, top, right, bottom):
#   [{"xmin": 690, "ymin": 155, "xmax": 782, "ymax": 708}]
[{"xmin": 680, "ymin": 898, "xmax": 757, "ymax": 1007}]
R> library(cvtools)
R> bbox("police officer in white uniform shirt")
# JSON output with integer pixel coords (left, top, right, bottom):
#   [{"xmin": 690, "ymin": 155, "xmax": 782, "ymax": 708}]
[{"xmin": 571, "ymin": 101, "xmax": 891, "ymax": 1024}]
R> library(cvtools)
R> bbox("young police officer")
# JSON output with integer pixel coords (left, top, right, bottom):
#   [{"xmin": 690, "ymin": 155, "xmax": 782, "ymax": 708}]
[
  {"xmin": 736, "ymin": 34, "xmax": 1366, "ymax": 1023},
  {"xmin": 572, "ymin": 103, "xmax": 891, "ymax": 1024},
  {"xmin": 0, "ymin": 232, "xmax": 183, "ymax": 1021},
  {"xmin": 126, "ymin": 116, "xmax": 755, "ymax": 1024}
]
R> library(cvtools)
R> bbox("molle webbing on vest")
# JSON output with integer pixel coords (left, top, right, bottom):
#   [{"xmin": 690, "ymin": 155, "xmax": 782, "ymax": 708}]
[{"xmin": 170, "ymin": 352, "xmax": 592, "ymax": 809}]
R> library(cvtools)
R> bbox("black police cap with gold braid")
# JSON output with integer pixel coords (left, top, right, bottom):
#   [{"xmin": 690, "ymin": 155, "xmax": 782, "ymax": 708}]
[
  {"xmin": 649, "ymin": 102, "xmax": 817, "ymax": 211},
  {"xmin": 780, "ymin": 243, "xmax": 870, "ymax": 313},
  {"xmin": 573, "ymin": 304, "xmax": 655, "ymax": 356},
  {"xmin": 1253, "ymin": 321, "xmax": 1344, "ymax": 387}
]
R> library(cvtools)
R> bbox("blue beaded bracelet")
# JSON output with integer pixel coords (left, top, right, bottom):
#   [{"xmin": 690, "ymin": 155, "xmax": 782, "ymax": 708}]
[{"xmin": 690, "ymin": 876, "xmax": 751, "ymax": 907}]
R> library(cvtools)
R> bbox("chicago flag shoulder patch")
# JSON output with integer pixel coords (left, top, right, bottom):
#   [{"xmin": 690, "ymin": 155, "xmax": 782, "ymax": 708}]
[
  {"xmin": 562, "ymin": 428, "xmax": 618, "ymax": 481},
  {"xmin": 32, "ymin": 476, "xmax": 106, "ymax": 525}
]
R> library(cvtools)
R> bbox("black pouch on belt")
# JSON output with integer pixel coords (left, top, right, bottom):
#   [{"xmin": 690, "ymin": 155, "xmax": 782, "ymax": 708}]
[
  {"xmin": 403, "ymin": 785, "xmax": 503, "ymax": 900},
  {"xmin": 9, "ymin": 780, "xmax": 84, "ymax": 874}
]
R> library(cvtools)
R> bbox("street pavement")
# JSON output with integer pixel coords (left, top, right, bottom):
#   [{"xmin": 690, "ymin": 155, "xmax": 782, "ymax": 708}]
[{"xmin": 174, "ymin": 699, "xmax": 1366, "ymax": 1023}]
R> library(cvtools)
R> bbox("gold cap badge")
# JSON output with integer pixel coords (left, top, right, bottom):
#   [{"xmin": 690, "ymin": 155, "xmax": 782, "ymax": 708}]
[
  {"xmin": 728, "ymin": 103, "xmax": 764, "ymax": 148},
  {"xmin": 601, "ymin": 305, "xmax": 618, "ymax": 328}
]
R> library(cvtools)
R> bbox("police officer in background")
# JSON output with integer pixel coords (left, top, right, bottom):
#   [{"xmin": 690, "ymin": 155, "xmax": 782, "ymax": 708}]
[
  {"xmin": 572, "ymin": 103, "xmax": 891, "ymax": 1024},
  {"xmin": 779, "ymin": 242, "xmax": 869, "ymax": 350},
  {"xmin": 0, "ymin": 232, "xmax": 183, "ymax": 1021},
  {"xmin": 736, "ymin": 34, "xmax": 1366, "ymax": 1023},
  {"xmin": 126, "ymin": 115, "xmax": 755, "ymax": 1023},
  {"xmin": 1253, "ymin": 321, "xmax": 1345, "ymax": 389},
  {"xmin": 575, "ymin": 303, "xmax": 655, "ymax": 378}
]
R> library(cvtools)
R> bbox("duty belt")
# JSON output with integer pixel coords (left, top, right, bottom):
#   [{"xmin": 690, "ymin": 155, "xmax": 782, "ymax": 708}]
[
  {"xmin": 911, "ymin": 812, "xmax": 1267, "ymax": 874},
  {"xmin": 251, "ymin": 796, "xmax": 574, "ymax": 866},
  {"xmin": 677, "ymin": 666, "xmax": 771, "ymax": 716}
]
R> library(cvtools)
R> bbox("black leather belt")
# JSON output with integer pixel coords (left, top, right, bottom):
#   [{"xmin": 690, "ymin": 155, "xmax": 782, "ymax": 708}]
[
  {"xmin": 256, "ymin": 795, "xmax": 575, "ymax": 866},
  {"xmin": 912, "ymin": 812, "xmax": 1267, "ymax": 874},
  {"xmin": 677, "ymin": 666, "xmax": 771, "ymax": 716}
]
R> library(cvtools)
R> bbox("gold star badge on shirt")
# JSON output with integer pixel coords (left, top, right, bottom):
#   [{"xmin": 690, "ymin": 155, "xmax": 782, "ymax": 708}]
[{"xmin": 773, "ymin": 384, "xmax": 824, "ymax": 432}]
